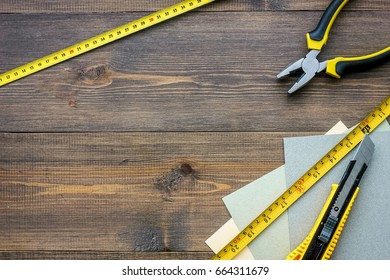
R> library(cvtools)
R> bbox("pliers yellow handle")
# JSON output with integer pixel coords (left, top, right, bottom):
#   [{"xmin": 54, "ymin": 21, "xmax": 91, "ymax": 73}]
[
  {"xmin": 277, "ymin": 0, "xmax": 390, "ymax": 93},
  {"xmin": 306, "ymin": 0, "xmax": 350, "ymax": 51},
  {"xmin": 326, "ymin": 47, "xmax": 390, "ymax": 78}
]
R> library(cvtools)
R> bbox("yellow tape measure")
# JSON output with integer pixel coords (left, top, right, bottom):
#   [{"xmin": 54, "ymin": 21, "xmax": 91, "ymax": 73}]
[
  {"xmin": 0, "ymin": 0, "xmax": 215, "ymax": 87},
  {"xmin": 213, "ymin": 96, "xmax": 390, "ymax": 260}
]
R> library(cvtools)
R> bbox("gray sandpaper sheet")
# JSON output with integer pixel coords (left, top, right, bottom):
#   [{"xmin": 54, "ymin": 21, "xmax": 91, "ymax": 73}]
[
  {"xmin": 223, "ymin": 166, "xmax": 289, "ymax": 259},
  {"xmin": 284, "ymin": 127, "xmax": 390, "ymax": 259}
]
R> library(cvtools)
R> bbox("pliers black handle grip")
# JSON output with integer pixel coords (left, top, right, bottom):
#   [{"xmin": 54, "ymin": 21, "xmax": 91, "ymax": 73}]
[{"xmin": 306, "ymin": 0, "xmax": 349, "ymax": 51}]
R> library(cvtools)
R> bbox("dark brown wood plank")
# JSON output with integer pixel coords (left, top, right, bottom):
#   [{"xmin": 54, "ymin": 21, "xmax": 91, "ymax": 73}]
[
  {"xmin": 1, "ymin": 0, "xmax": 389, "ymax": 13},
  {"xmin": 0, "ymin": 250, "xmax": 213, "ymax": 260},
  {"xmin": 265, "ymin": 0, "xmax": 390, "ymax": 11},
  {"xmin": 0, "ymin": 11, "xmax": 389, "ymax": 132},
  {"xmin": 1, "ymin": 132, "xmax": 303, "ymax": 254},
  {"xmin": 0, "ymin": 0, "xmax": 261, "ymax": 13},
  {"xmin": 0, "ymin": 0, "xmax": 253, "ymax": 13}
]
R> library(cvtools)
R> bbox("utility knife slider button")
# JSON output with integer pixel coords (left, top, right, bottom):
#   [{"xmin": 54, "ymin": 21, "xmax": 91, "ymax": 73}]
[{"xmin": 318, "ymin": 215, "xmax": 338, "ymax": 243}]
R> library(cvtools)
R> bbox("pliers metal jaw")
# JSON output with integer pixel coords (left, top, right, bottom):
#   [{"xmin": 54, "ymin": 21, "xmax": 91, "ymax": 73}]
[
  {"xmin": 277, "ymin": 0, "xmax": 390, "ymax": 94},
  {"xmin": 277, "ymin": 50, "xmax": 327, "ymax": 94}
]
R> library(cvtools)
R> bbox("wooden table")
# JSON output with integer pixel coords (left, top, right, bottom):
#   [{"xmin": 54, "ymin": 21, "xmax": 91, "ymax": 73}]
[{"xmin": 0, "ymin": 0, "xmax": 389, "ymax": 260}]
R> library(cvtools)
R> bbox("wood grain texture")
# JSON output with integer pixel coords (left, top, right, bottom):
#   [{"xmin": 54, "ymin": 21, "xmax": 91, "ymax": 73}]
[
  {"xmin": 0, "ymin": 132, "xmax": 294, "ymax": 255},
  {"xmin": 0, "ymin": 0, "xmax": 389, "ymax": 260},
  {"xmin": 1, "ymin": 0, "xmax": 389, "ymax": 13},
  {"xmin": 0, "ymin": 11, "xmax": 389, "ymax": 132},
  {"xmin": 0, "ymin": 250, "xmax": 213, "ymax": 260}
]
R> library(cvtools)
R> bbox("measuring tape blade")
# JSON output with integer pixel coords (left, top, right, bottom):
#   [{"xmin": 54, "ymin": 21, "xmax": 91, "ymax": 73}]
[
  {"xmin": 213, "ymin": 96, "xmax": 390, "ymax": 260},
  {"xmin": 0, "ymin": 0, "xmax": 215, "ymax": 87}
]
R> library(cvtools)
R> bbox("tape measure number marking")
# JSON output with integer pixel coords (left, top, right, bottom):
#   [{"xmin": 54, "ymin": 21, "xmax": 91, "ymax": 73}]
[
  {"xmin": 213, "ymin": 96, "xmax": 390, "ymax": 260},
  {"xmin": 0, "ymin": 0, "xmax": 215, "ymax": 87}
]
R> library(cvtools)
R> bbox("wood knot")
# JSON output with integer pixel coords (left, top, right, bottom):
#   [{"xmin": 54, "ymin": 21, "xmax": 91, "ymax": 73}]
[
  {"xmin": 78, "ymin": 63, "xmax": 112, "ymax": 86},
  {"xmin": 179, "ymin": 163, "xmax": 193, "ymax": 176},
  {"xmin": 154, "ymin": 162, "xmax": 197, "ymax": 201}
]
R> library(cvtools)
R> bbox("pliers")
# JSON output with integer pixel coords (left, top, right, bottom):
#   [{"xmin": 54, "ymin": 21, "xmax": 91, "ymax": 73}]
[{"xmin": 277, "ymin": 0, "xmax": 390, "ymax": 94}]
